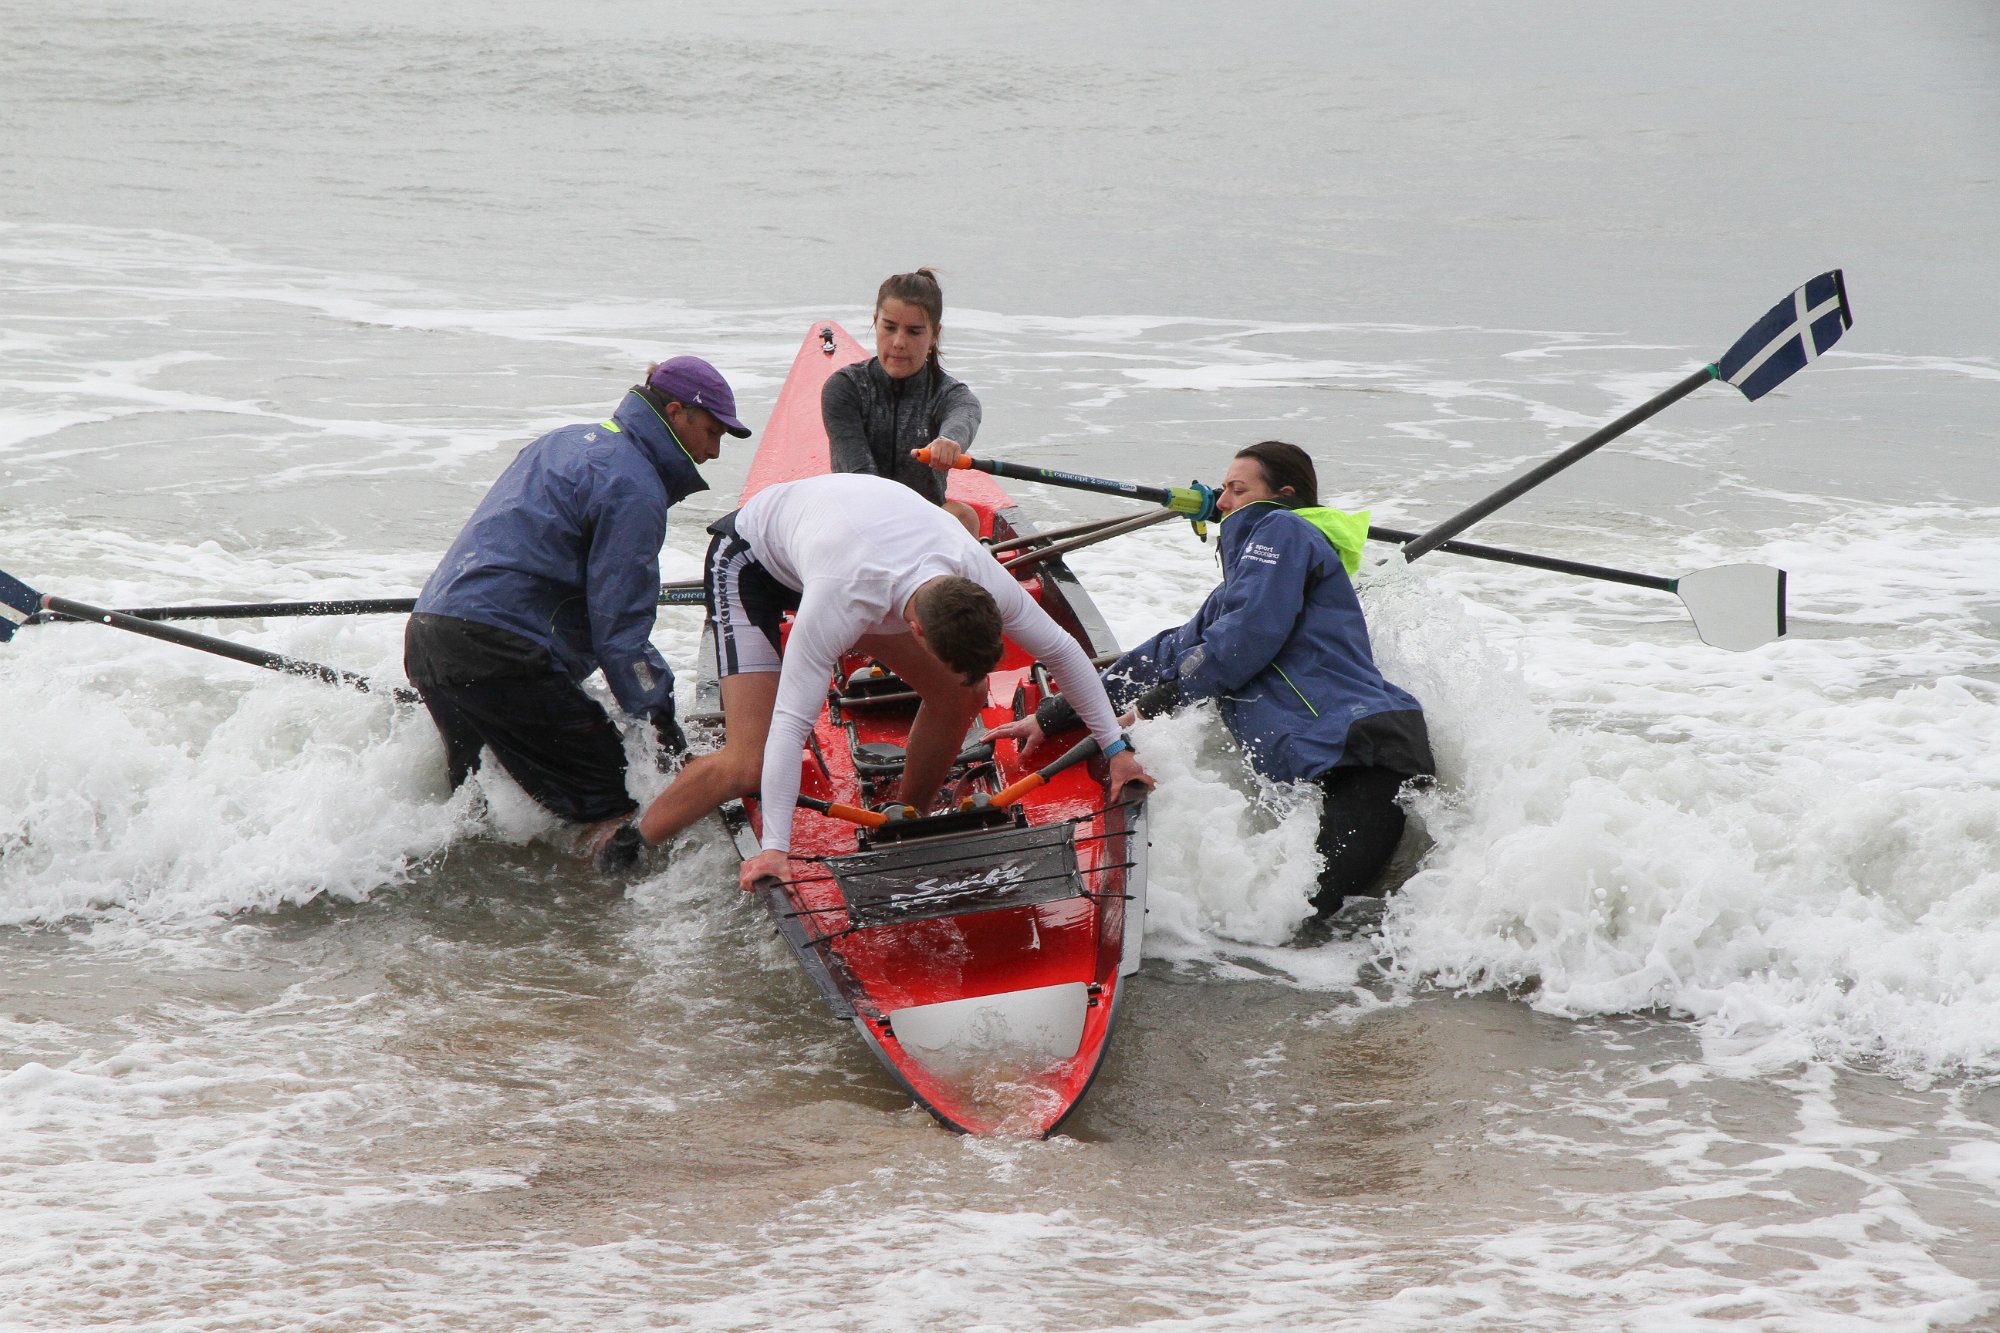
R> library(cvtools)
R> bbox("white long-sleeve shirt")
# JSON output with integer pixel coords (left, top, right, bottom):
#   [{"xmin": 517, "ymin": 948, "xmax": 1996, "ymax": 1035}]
[{"xmin": 734, "ymin": 473, "xmax": 1123, "ymax": 852}]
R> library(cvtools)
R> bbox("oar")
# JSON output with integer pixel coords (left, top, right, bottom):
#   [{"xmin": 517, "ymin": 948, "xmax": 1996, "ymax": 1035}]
[
  {"xmin": 1400, "ymin": 270, "xmax": 1851, "ymax": 561},
  {"xmin": 985, "ymin": 512, "xmax": 1157, "ymax": 555},
  {"xmin": 966, "ymin": 736, "xmax": 1106, "ymax": 811},
  {"xmin": 921, "ymin": 454, "xmax": 1787, "ymax": 650},
  {"xmin": 1367, "ymin": 525, "xmax": 1784, "ymax": 652},
  {"xmin": 997, "ymin": 510, "xmax": 1179, "ymax": 573},
  {"xmin": 42, "ymin": 516, "xmax": 1164, "ymax": 629},
  {"xmin": 917, "ymin": 448, "xmax": 1221, "ymax": 529},
  {"xmin": 26, "ymin": 580, "xmax": 709, "ymax": 626},
  {"xmin": 1, "ymin": 568, "xmax": 419, "ymax": 703},
  {"xmin": 796, "ymin": 794, "xmax": 895, "ymax": 829},
  {"xmin": 795, "ymin": 794, "xmax": 917, "ymax": 829},
  {"xmin": 794, "ymin": 737, "xmax": 1112, "ymax": 820}
]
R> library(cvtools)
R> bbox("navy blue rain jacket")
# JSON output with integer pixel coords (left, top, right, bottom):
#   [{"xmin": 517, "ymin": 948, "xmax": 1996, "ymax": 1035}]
[
  {"xmin": 1105, "ymin": 501, "xmax": 1424, "ymax": 783},
  {"xmin": 414, "ymin": 391, "xmax": 707, "ymax": 716}
]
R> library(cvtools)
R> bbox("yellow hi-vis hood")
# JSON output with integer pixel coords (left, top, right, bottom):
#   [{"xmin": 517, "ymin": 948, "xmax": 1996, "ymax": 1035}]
[
  {"xmin": 1292, "ymin": 506, "xmax": 1370, "ymax": 576},
  {"xmin": 1220, "ymin": 499, "xmax": 1371, "ymax": 575}
]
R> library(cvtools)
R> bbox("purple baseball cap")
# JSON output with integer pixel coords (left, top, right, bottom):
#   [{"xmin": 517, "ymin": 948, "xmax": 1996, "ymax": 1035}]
[{"xmin": 646, "ymin": 356, "xmax": 752, "ymax": 438}]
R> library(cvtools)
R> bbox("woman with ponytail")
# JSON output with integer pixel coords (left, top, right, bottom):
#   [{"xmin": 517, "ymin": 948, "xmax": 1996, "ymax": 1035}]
[{"xmin": 823, "ymin": 268, "xmax": 984, "ymax": 534}]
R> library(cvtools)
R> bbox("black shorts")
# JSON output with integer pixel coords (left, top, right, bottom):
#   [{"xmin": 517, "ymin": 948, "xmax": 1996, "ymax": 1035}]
[
  {"xmin": 704, "ymin": 512, "xmax": 801, "ymax": 678},
  {"xmin": 405, "ymin": 613, "xmax": 637, "ymax": 825}
]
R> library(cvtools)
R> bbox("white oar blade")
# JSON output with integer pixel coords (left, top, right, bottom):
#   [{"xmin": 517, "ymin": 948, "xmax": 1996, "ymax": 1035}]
[
  {"xmin": 1675, "ymin": 564, "xmax": 1787, "ymax": 651},
  {"xmin": 0, "ymin": 570, "xmax": 42, "ymax": 642},
  {"xmin": 1717, "ymin": 270, "xmax": 1852, "ymax": 402}
]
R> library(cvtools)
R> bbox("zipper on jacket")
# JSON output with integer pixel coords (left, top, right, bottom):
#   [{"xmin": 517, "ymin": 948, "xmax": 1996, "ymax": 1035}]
[{"xmin": 1272, "ymin": 663, "xmax": 1320, "ymax": 717}]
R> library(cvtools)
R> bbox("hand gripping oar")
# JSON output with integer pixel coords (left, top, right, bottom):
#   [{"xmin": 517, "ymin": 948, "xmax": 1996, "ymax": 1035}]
[
  {"xmin": 25, "ymin": 580, "xmax": 708, "ymax": 626},
  {"xmin": 1, "ymin": 567, "xmax": 419, "ymax": 703},
  {"xmin": 1400, "ymin": 270, "xmax": 1852, "ymax": 562}
]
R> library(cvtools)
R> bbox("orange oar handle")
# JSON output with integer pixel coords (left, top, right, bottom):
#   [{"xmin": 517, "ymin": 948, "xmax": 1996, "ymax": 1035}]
[
  {"xmin": 982, "ymin": 772, "xmax": 1051, "ymax": 809},
  {"xmin": 967, "ymin": 735, "xmax": 1105, "ymax": 811},
  {"xmin": 796, "ymin": 794, "xmax": 888, "ymax": 829},
  {"xmin": 911, "ymin": 447, "xmax": 975, "ymax": 470},
  {"xmin": 796, "ymin": 794, "xmax": 922, "ymax": 829}
]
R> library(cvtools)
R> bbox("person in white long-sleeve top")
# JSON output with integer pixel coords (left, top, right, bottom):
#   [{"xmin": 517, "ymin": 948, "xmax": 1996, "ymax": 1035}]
[{"xmin": 611, "ymin": 473, "xmax": 1150, "ymax": 889}]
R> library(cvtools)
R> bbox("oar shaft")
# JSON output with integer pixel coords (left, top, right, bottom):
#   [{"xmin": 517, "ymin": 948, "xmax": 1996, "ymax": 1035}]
[
  {"xmin": 919, "ymin": 450, "xmax": 1176, "ymax": 506},
  {"xmin": 929, "ymin": 451, "xmax": 1678, "ymax": 597},
  {"xmin": 1401, "ymin": 366, "xmax": 1717, "ymax": 561},
  {"xmin": 986, "ymin": 513, "xmax": 1147, "ymax": 554},
  {"xmin": 1367, "ymin": 526, "xmax": 1673, "ymax": 593},
  {"xmin": 998, "ymin": 510, "xmax": 1178, "ymax": 572},
  {"xmin": 983, "ymin": 736, "xmax": 1103, "ymax": 809},
  {"xmin": 38, "ymin": 594, "xmax": 419, "ymax": 703},
  {"xmin": 41, "ymin": 580, "xmax": 706, "ymax": 624},
  {"xmin": 100, "ymin": 597, "xmax": 420, "ymax": 622}
]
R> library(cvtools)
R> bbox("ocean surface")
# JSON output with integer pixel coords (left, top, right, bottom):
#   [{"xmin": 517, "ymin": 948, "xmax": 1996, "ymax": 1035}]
[{"xmin": 3, "ymin": 2, "xmax": 1999, "ymax": 1329}]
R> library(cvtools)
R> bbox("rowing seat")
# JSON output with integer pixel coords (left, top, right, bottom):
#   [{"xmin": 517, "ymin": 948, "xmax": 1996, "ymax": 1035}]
[
  {"xmin": 840, "ymin": 663, "xmax": 911, "ymax": 703},
  {"xmin": 845, "ymin": 719, "xmax": 995, "ymax": 781}
]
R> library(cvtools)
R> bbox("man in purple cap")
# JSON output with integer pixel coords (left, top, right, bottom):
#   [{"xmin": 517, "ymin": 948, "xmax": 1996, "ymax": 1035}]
[{"xmin": 404, "ymin": 357, "xmax": 751, "ymax": 859}]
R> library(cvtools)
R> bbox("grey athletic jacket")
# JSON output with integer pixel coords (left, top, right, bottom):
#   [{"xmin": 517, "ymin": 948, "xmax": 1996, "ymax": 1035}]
[{"xmin": 822, "ymin": 357, "xmax": 982, "ymax": 506}]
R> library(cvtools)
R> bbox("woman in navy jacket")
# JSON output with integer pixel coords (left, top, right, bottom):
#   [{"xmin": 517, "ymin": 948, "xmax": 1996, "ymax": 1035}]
[{"xmin": 996, "ymin": 441, "xmax": 1434, "ymax": 917}]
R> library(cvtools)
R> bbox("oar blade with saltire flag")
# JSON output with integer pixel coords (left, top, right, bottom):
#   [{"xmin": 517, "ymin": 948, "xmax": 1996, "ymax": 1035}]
[
  {"xmin": 0, "ymin": 569, "xmax": 39, "ymax": 643},
  {"xmin": 1398, "ymin": 271, "xmax": 1854, "ymax": 561},
  {"xmin": 1673, "ymin": 564, "xmax": 1787, "ymax": 652},
  {"xmin": 1716, "ymin": 270, "xmax": 1852, "ymax": 401}
]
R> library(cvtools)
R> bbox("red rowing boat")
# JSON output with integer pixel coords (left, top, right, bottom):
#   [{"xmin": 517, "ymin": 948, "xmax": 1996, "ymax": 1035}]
[{"xmin": 696, "ymin": 321, "xmax": 1148, "ymax": 1136}]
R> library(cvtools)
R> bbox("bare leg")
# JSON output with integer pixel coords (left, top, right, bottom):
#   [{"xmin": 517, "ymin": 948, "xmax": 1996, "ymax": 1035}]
[
  {"xmin": 856, "ymin": 632, "xmax": 985, "ymax": 812},
  {"xmin": 942, "ymin": 499, "xmax": 980, "ymax": 537},
  {"xmin": 634, "ymin": 672, "xmax": 779, "ymax": 845}
]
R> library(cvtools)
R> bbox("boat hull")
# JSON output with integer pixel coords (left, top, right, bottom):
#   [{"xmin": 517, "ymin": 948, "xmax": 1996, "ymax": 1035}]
[{"xmin": 706, "ymin": 321, "xmax": 1147, "ymax": 1136}]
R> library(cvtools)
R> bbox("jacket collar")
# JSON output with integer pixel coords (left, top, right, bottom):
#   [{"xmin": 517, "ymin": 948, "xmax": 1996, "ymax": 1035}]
[
  {"xmin": 1218, "ymin": 499, "xmax": 1369, "ymax": 576},
  {"xmin": 611, "ymin": 390, "xmax": 710, "ymax": 505},
  {"xmin": 867, "ymin": 357, "xmax": 936, "ymax": 398},
  {"xmin": 1215, "ymin": 499, "xmax": 1282, "ymax": 573}
]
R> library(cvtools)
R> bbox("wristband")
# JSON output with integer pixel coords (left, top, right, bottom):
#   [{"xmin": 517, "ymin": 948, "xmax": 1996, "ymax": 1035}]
[{"xmin": 1102, "ymin": 736, "xmax": 1130, "ymax": 759}]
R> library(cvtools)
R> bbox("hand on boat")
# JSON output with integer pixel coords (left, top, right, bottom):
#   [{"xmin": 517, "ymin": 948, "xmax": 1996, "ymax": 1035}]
[
  {"xmin": 981, "ymin": 714, "xmax": 1045, "ymax": 751},
  {"xmin": 1108, "ymin": 750, "xmax": 1153, "ymax": 806},
  {"xmin": 916, "ymin": 437, "xmax": 964, "ymax": 470},
  {"xmin": 740, "ymin": 848, "xmax": 789, "ymax": 893}
]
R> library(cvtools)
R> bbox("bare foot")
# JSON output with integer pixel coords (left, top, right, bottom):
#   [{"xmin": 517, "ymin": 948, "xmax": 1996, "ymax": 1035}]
[{"xmin": 579, "ymin": 815, "xmax": 632, "ymax": 863}]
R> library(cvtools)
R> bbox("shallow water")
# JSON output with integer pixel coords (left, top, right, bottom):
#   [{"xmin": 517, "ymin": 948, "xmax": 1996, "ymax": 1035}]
[{"xmin": 4, "ymin": 2, "xmax": 2000, "ymax": 1329}]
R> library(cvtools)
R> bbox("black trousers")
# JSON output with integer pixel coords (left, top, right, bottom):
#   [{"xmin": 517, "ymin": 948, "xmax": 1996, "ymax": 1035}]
[
  {"xmin": 1311, "ymin": 765, "xmax": 1415, "ymax": 916},
  {"xmin": 413, "ymin": 672, "xmax": 639, "ymax": 825},
  {"xmin": 405, "ymin": 613, "xmax": 644, "ymax": 826}
]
